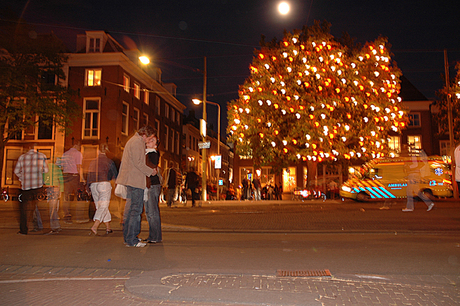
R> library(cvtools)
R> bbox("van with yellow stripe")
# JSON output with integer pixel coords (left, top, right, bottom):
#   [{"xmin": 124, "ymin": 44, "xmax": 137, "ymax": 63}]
[{"xmin": 340, "ymin": 156, "xmax": 453, "ymax": 201}]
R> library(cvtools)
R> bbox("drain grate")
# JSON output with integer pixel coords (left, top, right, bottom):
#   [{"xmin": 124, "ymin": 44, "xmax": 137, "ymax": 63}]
[{"xmin": 276, "ymin": 269, "xmax": 331, "ymax": 277}]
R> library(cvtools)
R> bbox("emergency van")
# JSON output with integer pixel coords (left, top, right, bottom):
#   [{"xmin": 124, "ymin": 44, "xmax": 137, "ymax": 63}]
[{"xmin": 340, "ymin": 156, "xmax": 453, "ymax": 201}]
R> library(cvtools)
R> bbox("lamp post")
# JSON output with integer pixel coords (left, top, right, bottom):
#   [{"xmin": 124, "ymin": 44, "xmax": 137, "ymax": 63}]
[{"xmin": 193, "ymin": 98, "xmax": 221, "ymax": 201}]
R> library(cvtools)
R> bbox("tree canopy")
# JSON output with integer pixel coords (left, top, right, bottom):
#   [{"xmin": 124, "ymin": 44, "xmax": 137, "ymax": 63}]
[
  {"xmin": 0, "ymin": 20, "xmax": 80, "ymax": 151},
  {"xmin": 227, "ymin": 21, "xmax": 408, "ymax": 170},
  {"xmin": 435, "ymin": 62, "xmax": 460, "ymax": 143}
]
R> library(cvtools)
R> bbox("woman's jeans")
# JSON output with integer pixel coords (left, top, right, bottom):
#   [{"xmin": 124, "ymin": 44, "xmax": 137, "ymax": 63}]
[{"xmin": 144, "ymin": 184, "xmax": 162, "ymax": 242}]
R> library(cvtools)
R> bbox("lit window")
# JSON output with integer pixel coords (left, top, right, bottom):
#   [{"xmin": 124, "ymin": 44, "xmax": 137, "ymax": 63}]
[
  {"xmin": 407, "ymin": 135, "xmax": 422, "ymax": 151},
  {"xmin": 83, "ymin": 98, "xmax": 100, "ymax": 139},
  {"xmin": 388, "ymin": 136, "xmax": 401, "ymax": 153},
  {"xmin": 123, "ymin": 75, "xmax": 130, "ymax": 92},
  {"xmin": 86, "ymin": 69, "xmax": 101, "ymax": 86},
  {"xmin": 144, "ymin": 90, "xmax": 149, "ymax": 105},
  {"xmin": 134, "ymin": 83, "xmax": 140, "ymax": 99}
]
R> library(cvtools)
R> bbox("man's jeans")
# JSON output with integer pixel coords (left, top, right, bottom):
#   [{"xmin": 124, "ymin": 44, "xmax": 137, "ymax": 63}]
[
  {"xmin": 144, "ymin": 184, "xmax": 162, "ymax": 242},
  {"xmin": 123, "ymin": 186, "xmax": 144, "ymax": 246}
]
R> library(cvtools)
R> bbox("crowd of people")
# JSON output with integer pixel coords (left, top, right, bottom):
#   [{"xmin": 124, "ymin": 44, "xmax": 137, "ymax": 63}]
[
  {"xmin": 13, "ymin": 127, "xmax": 460, "ymax": 245},
  {"xmin": 240, "ymin": 177, "xmax": 283, "ymax": 201},
  {"xmin": 13, "ymin": 126, "xmax": 200, "ymax": 248}
]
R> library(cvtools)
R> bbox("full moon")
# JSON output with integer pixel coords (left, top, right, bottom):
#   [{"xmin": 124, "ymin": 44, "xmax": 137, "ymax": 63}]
[{"xmin": 278, "ymin": 2, "xmax": 290, "ymax": 15}]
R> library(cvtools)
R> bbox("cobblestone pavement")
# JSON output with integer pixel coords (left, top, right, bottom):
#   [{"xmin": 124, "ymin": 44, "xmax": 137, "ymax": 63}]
[{"xmin": 1, "ymin": 264, "xmax": 459, "ymax": 305}]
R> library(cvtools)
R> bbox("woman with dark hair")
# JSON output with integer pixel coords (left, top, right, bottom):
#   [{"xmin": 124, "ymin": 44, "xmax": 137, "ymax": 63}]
[{"xmin": 144, "ymin": 135, "xmax": 162, "ymax": 243}]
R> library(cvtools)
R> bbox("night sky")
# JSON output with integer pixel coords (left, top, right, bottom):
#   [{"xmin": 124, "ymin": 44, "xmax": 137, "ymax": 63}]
[{"xmin": 3, "ymin": 0, "xmax": 459, "ymax": 136}]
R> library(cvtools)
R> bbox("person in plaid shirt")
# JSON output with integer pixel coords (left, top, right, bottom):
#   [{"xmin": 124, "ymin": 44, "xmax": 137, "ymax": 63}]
[{"xmin": 14, "ymin": 145, "xmax": 49, "ymax": 235}]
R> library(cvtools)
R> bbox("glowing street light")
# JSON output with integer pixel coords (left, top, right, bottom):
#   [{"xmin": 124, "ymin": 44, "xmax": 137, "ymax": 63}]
[
  {"xmin": 278, "ymin": 2, "xmax": 290, "ymax": 15},
  {"xmin": 139, "ymin": 56, "xmax": 150, "ymax": 65}
]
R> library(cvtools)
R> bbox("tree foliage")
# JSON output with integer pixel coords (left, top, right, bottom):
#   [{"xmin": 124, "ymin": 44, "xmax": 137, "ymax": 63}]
[
  {"xmin": 434, "ymin": 62, "xmax": 460, "ymax": 143},
  {"xmin": 228, "ymin": 21, "xmax": 407, "ymax": 170},
  {"xmin": 0, "ymin": 20, "xmax": 80, "ymax": 156}
]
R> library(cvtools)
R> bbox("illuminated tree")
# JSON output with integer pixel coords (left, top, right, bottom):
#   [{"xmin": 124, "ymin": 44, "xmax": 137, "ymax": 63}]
[
  {"xmin": 228, "ymin": 21, "xmax": 407, "ymax": 172},
  {"xmin": 435, "ymin": 62, "xmax": 460, "ymax": 142}
]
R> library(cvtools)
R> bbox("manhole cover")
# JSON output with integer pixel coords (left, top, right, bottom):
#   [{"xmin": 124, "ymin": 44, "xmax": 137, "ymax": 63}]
[{"xmin": 276, "ymin": 269, "xmax": 331, "ymax": 277}]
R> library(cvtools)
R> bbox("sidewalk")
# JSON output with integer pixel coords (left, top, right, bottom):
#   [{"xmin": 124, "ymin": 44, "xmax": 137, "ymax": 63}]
[{"xmin": 1, "ymin": 263, "xmax": 458, "ymax": 305}]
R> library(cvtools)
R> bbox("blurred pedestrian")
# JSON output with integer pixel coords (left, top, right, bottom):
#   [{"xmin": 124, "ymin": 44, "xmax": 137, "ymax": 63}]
[
  {"xmin": 116, "ymin": 126, "xmax": 157, "ymax": 247},
  {"xmin": 43, "ymin": 157, "xmax": 64, "ymax": 234},
  {"xmin": 58, "ymin": 142, "xmax": 83, "ymax": 224},
  {"xmin": 241, "ymin": 178, "xmax": 248, "ymax": 200},
  {"xmin": 144, "ymin": 135, "xmax": 162, "ymax": 243},
  {"xmin": 87, "ymin": 144, "xmax": 118, "ymax": 235},
  {"xmin": 14, "ymin": 144, "xmax": 49, "ymax": 235},
  {"xmin": 164, "ymin": 162, "xmax": 178, "ymax": 207},
  {"xmin": 454, "ymin": 142, "xmax": 460, "ymax": 195},
  {"xmin": 185, "ymin": 167, "xmax": 199, "ymax": 207},
  {"xmin": 403, "ymin": 150, "xmax": 434, "ymax": 212},
  {"xmin": 252, "ymin": 175, "xmax": 261, "ymax": 201}
]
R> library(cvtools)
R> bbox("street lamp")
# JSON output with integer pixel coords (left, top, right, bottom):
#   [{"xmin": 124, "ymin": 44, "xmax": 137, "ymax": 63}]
[{"xmin": 193, "ymin": 98, "xmax": 221, "ymax": 201}]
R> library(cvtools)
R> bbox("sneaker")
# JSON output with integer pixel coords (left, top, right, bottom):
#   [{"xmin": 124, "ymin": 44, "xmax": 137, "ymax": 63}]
[
  {"xmin": 402, "ymin": 208, "xmax": 414, "ymax": 212},
  {"xmin": 126, "ymin": 241, "xmax": 147, "ymax": 248},
  {"xmin": 427, "ymin": 203, "xmax": 435, "ymax": 212}
]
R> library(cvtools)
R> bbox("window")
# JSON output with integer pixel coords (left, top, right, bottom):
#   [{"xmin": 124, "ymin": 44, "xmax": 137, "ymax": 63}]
[
  {"xmin": 40, "ymin": 71, "xmax": 56, "ymax": 90},
  {"xmin": 83, "ymin": 98, "xmax": 100, "ymax": 139},
  {"xmin": 165, "ymin": 104, "xmax": 170, "ymax": 118},
  {"xmin": 388, "ymin": 136, "xmax": 401, "ymax": 153},
  {"xmin": 144, "ymin": 90, "xmax": 149, "ymax": 105},
  {"xmin": 407, "ymin": 135, "xmax": 422, "ymax": 151},
  {"xmin": 408, "ymin": 113, "xmax": 421, "ymax": 127},
  {"xmin": 155, "ymin": 119, "xmax": 160, "ymax": 138},
  {"xmin": 122, "ymin": 102, "xmax": 129, "ymax": 135},
  {"xmin": 123, "ymin": 75, "xmax": 130, "ymax": 92},
  {"xmin": 155, "ymin": 96, "xmax": 161, "ymax": 115},
  {"xmin": 134, "ymin": 83, "xmax": 140, "ymax": 99},
  {"xmin": 171, "ymin": 130, "xmax": 175, "ymax": 153},
  {"xmin": 38, "ymin": 115, "xmax": 53, "ymax": 139},
  {"xmin": 86, "ymin": 69, "xmax": 101, "ymax": 86},
  {"xmin": 3, "ymin": 147, "xmax": 22, "ymax": 186},
  {"xmin": 176, "ymin": 131, "xmax": 180, "ymax": 154},
  {"xmin": 176, "ymin": 111, "xmax": 180, "ymax": 124},
  {"xmin": 89, "ymin": 38, "xmax": 101, "ymax": 53},
  {"xmin": 142, "ymin": 113, "xmax": 148, "ymax": 127},
  {"xmin": 165, "ymin": 126, "xmax": 169, "ymax": 150},
  {"xmin": 133, "ymin": 108, "xmax": 139, "ymax": 131},
  {"xmin": 440, "ymin": 140, "xmax": 451, "ymax": 156}
]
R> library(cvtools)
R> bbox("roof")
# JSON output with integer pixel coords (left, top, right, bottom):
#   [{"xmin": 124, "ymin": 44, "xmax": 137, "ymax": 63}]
[{"xmin": 399, "ymin": 75, "xmax": 429, "ymax": 101}]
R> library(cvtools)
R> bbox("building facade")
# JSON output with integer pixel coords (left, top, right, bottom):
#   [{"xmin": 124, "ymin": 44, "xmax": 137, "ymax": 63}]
[
  {"xmin": 1, "ymin": 31, "xmax": 186, "ymax": 194},
  {"xmin": 65, "ymin": 31, "xmax": 186, "ymax": 177}
]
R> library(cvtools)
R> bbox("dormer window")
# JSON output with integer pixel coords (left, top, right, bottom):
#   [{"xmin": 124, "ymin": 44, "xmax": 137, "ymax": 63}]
[{"xmin": 89, "ymin": 38, "xmax": 101, "ymax": 53}]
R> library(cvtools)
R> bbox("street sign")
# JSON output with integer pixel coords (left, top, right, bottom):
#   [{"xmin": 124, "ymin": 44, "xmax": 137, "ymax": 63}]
[
  {"xmin": 214, "ymin": 155, "xmax": 222, "ymax": 169},
  {"xmin": 198, "ymin": 141, "xmax": 211, "ymax": 149}
]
